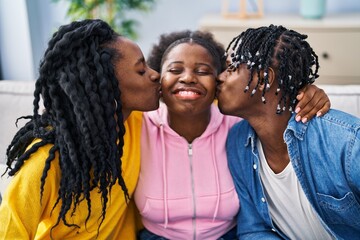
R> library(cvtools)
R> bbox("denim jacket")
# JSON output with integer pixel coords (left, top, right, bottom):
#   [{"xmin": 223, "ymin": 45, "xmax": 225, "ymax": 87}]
[{"xmin": 226, "ymin": 109, "xmax": 360, "ymax": 240}]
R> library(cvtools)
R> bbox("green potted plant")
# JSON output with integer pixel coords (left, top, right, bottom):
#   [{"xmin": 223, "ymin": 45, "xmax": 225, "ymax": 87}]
[{"xmin": 53, "ymin": 0, "xmax": 157, "ymax": 39}]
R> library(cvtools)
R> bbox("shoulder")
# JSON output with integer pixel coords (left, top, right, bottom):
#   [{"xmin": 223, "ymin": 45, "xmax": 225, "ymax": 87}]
[
  {"xmin": 21, "ymin": 141, "xmax": 59, "ymax": 177},
  {"xmin": 123, "ymin": 111, "xmax": 143, "ymax": 151},
  {"xmin": 126, "ymin": 111, "xmax": 143, "ymax": 127},
  {"xmin": 222, "ymin": 114, "xmax": 242, "ymax": 128},
  {"xmin": 228, "ymin": 120, "xmax": 250, "ymax": 141},
  {"xmin": 289, "ymin": 109, "xmax": 360, "ymax": 138},
  {"xmin": 308, "ymin": 109, "xmax": 360, "ymax": 137},
  {"xmin": 124, "ymin": 111, "xmax": 143, "ymax": 140},
  {"xmin": 321, "ymin": 109, "xmax": 360, "ymax": 129},
  {"xmin": 4, "ymin": 141, "xmax": 60, "ymax": 199},
  {"xmin": 226, "ymin": 120, "xmax": 252, "ymax": 164}
]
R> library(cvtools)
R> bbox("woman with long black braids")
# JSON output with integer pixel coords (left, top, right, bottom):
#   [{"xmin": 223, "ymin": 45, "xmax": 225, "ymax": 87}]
[{"xmin": 0, "ymin": 19, "xmax": 160, "ymax": 239}]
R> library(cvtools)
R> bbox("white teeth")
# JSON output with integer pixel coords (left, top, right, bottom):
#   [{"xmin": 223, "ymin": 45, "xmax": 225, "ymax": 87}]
[{"xmin": 178, "ymin": 91, "xmax": 199, "ymax": 96}]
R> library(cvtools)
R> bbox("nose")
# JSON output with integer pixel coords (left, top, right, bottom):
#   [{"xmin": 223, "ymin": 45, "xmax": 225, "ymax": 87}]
[
  {"xmin": 179, "ymin": 71, "xmax": 196, "ymax": 84},
  {"xmin": 150, "ymin": 68, "xmax": 160, "ymax": 83},
  {"xmin": 218, "ymin": 70, "xmax": 226, "ymax": 83}
]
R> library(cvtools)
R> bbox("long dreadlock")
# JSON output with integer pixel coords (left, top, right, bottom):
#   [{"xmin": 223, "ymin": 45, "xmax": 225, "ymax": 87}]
[
  {"xmin": 5, "ymin": 19, "xmax": 128, "ymax": 233},
  {"xmin": 225, "ymin": 24, "xmax": 320, "ymax": 113}
]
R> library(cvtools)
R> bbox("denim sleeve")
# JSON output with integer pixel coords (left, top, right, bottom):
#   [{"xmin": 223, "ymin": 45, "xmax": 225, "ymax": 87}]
[
  {"xmin": 226, "ymin": 126, "xmax": 283, "ymax": 240},
  {"xmin": 348, "ymin": 127, "xmax": 360, "ymax": 192}
]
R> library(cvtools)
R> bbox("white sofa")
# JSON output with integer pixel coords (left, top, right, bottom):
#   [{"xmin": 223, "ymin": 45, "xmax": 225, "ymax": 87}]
[
  {"xmin": 0, "ymin": 80, "xmax": 37, "ymax": 203},
  {"xmin": 1, "ymin": 80, "xmax": 360, "ymax": 201}
]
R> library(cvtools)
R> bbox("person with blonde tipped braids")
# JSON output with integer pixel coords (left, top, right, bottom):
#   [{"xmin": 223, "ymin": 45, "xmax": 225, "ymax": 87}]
[
  {"xmin": 218, "ymin": 25, "xmax": 360, "ymax": 239},
  {"xmin": 0, "ymin": 19, "xmax": 160, "ymax": 239}
]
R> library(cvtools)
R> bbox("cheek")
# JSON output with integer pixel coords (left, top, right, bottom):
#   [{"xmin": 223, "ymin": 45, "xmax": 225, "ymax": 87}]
[
  {"xmin": 121, "ymin": 77, "xmax": 139, "ymax": 93},
  {"xmin": 205, "ymin": 81, "xmax": 217, "ymax": 97},
  {"xmin": 229, "ymin": 71, "xmax": 248, "ymax": 89},
  {"xmin": 160, "ymin": 75, "xmax": 175, "ymax": 90}
]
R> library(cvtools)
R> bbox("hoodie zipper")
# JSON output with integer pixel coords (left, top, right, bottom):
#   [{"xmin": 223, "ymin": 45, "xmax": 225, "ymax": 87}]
[{"xmin": 188, "ymin": 143, "xmax": 196, "ymax": 240}]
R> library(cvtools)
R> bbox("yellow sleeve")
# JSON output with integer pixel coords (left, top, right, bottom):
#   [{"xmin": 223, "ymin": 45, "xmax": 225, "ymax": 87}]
[
  {"xmin": 0, "ymin": 143, "xmax": 59, "ymax": 240},
  {"xmin": 0, "ymin": 111, "xmax": 143, "ymax": 240}
]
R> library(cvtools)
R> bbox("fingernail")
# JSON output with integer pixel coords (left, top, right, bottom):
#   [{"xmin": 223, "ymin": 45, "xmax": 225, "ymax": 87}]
[
  {"xmin": 295, "ymin": 107, "xmax": 301, "ymax": 113},
  {"xmin": 296, "ymin": 116, "xmax": 301, "ymax": 122},
  {"xmin": 302, "ymin": 117, "xmax": 308, "ymax": 123},
  {"xmin": 316, "ymin": 111, "xmax": 322, "ymax": 117}
]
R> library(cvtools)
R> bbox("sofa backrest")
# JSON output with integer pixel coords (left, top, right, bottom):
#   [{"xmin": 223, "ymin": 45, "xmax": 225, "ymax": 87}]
[
  {"xmin": 0, "ymin": 81, "xmax": 359, "ymax": 163},
  {"xmin": 0, "ymin": 80, "xmax": 36, "ymax": 164},
  {"xmin": 319, "ymin": 84, "xmax": 360, "ymax": 118},
  {"xmin": 0, "ymin": 80, "xmax": 360, "ymax": 199}
]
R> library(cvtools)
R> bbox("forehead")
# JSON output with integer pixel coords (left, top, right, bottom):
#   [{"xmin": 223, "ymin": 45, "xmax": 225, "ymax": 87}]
[
  {"xmin": 114, "ymin": 36, "xmax": 143, "ymax": 61},
  {"xmin": 165, "ymin": 43, "xmax": 214, "ymax": 63}
]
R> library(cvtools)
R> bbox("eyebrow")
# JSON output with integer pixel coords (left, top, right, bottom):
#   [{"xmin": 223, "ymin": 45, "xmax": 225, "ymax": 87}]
[
  {"xmin": 135, "ymin": 57, "xmax": 145, "ymax": 66},
  {"xmin": 167, "ymin": 61, "xmax": 213, "ymax": 68},
  {"xmin": 168, "ymin": 61, "xmax": 183, "ymax": 65},
  {"xmin": 196, "ymin": 63, "xmax": 213, "ymax": 68}
]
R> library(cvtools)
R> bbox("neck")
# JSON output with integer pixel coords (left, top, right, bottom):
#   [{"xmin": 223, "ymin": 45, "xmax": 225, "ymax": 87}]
[
  {"xmin": 168, "ymin": 109, "xmax": 211, "ymax": 143},
  {"xmin": 248, "ymin": 109, "xmax": 291, "ymax": 173},
  {"xmin": 122, "ymin": 109, "xmax": 131, "ymax": 122}
]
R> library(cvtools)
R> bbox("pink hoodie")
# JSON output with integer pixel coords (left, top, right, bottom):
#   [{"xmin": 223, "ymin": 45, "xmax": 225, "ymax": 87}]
[{"xmin": 134, "ymin": 102, "xmax": 241, "ymax": 240}]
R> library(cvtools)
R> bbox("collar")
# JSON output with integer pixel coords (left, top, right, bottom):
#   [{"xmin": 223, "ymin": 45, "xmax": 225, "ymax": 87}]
[{"xmin": 285, "ymin": 113, "xmax": 309, "ymax": 141}]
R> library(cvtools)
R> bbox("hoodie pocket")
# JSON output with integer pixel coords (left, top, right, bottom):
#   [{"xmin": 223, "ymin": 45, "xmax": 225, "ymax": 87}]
[
  {"xmin": 196, "ymin": 187, "xmax": 239, "ymax": 220},
  {"xmin": 140, "ymin": 197, "xmax": 193, "ymax": 223},
  {"xmin": 317, "ymin": 191, "xmax": 360, "ymax": 227}
]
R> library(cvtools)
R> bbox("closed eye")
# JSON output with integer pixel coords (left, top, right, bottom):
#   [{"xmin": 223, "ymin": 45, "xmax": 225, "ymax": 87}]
[
  {"xmin": 138, "ymin": 69, "xmax": 146, "ymax": 75},
  {"xmin": 196, "ymin": 70, "xmax": 212, "ymax": 75},
  {"xmin": 168, "ymin": 68, "xmax": 182, "ymax": 74}
]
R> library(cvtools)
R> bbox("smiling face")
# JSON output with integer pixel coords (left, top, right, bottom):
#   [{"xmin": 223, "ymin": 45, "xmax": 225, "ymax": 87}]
[
  {"xmin": 160, "ymin": 43, "xmax": 218, "ymax": 116},
  {"xmin": 113, "ymin": 37, "xmax": 161, "ymax": 116}
]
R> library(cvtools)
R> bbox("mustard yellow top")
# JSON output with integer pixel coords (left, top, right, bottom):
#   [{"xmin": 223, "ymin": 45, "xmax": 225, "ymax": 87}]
[{"xmin": 0, "ymin": 111, "xmax": 143, "ymax": 240}]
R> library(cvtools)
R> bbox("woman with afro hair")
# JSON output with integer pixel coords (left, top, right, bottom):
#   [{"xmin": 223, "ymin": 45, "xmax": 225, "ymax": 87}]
[{"xmin": 134, "ymin": 29, "xmax": 330, "ymax": 240}]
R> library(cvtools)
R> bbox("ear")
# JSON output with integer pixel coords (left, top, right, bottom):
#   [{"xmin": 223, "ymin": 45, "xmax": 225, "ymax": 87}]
[{"xmin": 258, "ymin": 67, "xmax": 275, "ymax": 91}]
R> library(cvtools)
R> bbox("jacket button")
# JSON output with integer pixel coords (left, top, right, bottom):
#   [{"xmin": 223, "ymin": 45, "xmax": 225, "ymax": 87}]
[
  {"xmin": 261, "ymin": 197, "xmax": 266, "ymax": 203},
  {"xmin": 253, "ymin": 164, "xmax": 257, "ymax": 170}
]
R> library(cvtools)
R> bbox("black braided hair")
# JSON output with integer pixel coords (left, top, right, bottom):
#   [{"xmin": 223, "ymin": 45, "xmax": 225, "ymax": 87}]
[
  {"xmin": 147, "ymin": 30, "xmax": 226, "ymax": 75},
  {"xmin": 5, "ymin": 19, "xmax": 128, "ymax": 234},
  {"xmin": 225, "ymin": 24, "xmax": 320, "ymax": 114}
]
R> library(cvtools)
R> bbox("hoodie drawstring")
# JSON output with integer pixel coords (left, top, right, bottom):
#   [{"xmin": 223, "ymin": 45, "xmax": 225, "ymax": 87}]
[
  {"xmin": 160, "ymin": 124, "xmax": 169, "ymax": 228},
  {"xmin": 211, "ymin": 134, "xmax": 220, "ymax": 221}
]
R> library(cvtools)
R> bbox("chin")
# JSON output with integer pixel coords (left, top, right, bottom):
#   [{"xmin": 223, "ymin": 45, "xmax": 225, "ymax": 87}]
[
  {"xmin": 218, "ymin": 104, "xmax": 228, "ymax": 114},
  {"xmin": 144, "ymin": 101, "xmax": 160, "ymax": 112},
  {"xmin": 218, "ymin": 104, "xmax": 236, "ymax": 117}
]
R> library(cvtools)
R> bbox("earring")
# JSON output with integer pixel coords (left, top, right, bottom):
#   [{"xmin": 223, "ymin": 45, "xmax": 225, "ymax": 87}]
[{"xmin": 114, "ymin": 99, "xmax": 118, "ymax": 109}]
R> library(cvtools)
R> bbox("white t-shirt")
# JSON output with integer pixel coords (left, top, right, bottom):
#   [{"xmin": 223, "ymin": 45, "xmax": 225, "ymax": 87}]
[{"xmin": 257, "ymin": 140, "xmax": 333, "ymax": 240}]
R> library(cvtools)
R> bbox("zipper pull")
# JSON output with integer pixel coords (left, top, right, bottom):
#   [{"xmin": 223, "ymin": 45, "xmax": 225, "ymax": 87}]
[{"xmin": 188, "ymin": 143, "xmax": 193, "ymax": 156}]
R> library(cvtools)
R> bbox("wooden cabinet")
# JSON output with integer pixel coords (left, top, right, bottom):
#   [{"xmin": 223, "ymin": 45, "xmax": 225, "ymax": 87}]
[{"xmin": 199, "ymin": 14, "xmax": 360, "ymax": 84}]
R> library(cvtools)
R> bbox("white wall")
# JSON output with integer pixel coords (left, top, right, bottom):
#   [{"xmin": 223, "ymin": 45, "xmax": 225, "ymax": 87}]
[
  {"xmin": 133, "ymin": 0, "xmax": 360, "ymax": 57},
  {"xmin": 1, "ymin": 0, "xmax": 360, "ymax": 80},
  {"xmin": 0, "ymin": 0, "xmax": 34, "ymax": 80}
]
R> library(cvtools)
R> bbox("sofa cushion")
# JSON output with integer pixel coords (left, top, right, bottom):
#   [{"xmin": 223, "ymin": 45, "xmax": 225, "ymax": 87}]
[
  {"xmin": 0, "ymin": 80, "xmax": 36, "ymax": 164},
  {"xmin": 319, "ymin": 84, "xmax": 360, "ymax": 118}
]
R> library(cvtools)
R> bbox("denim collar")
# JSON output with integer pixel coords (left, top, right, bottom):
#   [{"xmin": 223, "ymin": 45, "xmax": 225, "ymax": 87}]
[{"xmin": 285, "ymin": 113, "xmax": 309, "ymax": 141}]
